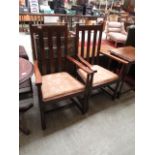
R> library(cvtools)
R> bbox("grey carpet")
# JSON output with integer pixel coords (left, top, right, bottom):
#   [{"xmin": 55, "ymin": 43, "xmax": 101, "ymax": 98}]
[{"xmin": 20, "ymin": 85, "xmax": 135, "ymax": 155}]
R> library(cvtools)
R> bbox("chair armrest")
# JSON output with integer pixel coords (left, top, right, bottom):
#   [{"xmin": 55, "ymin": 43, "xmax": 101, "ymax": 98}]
[
  {"xmin": 78, "ymin": 55, "xmax": 92, "ymax": 68},
  {"xmin": 78, "ymin": 55, "xmax": 97, "ymax": 73},
  {"xmin": 34, "ymin": 60, "xmax": 42, "ymax": 85},
  {"xmin": 66, "ymin": 56, "xmax": 96, "ymax": 74},
  {"xmin": 69, "ymin": 31, "xmax": 76, "ymax": 36}
]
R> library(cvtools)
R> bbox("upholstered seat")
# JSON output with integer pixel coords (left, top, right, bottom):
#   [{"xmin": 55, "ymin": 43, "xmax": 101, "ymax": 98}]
[
  {"xmin": 105, "ymin": 21, "xmax": 127, "ymax": 47},
  {"xmin": 41, "ymin": 72, "xmax": 85, "ymax": 102},
  {"xmin": 108, "ymin": 32, "xmax": 127, "ymax": 42},
  {"xmin": 78, "ymin": 65, "xmax": 119, "ymax": 87}
]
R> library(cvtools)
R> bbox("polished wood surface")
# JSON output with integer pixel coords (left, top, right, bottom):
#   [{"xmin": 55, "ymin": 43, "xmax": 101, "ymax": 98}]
[
  {"xmin": 109, "ymin": 46, "xmax": 135, "ymax": 62},
  {"xmin": 19, "ymin": 58, "xmax": 33, "ymax": 84},
  {"xmin": 100, "ymin": 45, "xmax": 135, "ymax": 96},
  {"xmin": 100, "ymin": 45, "xmax": 129, "ymax": 64}
]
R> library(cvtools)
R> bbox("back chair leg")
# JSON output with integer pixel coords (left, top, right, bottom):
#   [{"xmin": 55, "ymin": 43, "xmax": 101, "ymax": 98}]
[
  {"xmin": 112, "ymin": 80, "xmax": 120, "ymax": 100},
  {"xmin": 83, "ymin": 95, "xmax": 89, "ymax": 114}
]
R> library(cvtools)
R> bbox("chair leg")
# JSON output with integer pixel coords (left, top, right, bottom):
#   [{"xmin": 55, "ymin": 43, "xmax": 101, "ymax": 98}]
[
  {"xmin": 19, "ymin": 113, "xmax": 31, "ymax": 135},
  {"xmin": 112, "ymin": 80, "xmax": 120, "ymax": 100},
  {"xmin": 39, "ymin": 102, "xmax": 46, "ymax": 130},
  {"xmin": 40, "ymin": 106, "xmax": 46, "ymax": 130},
  {"xmin": 37, "ymin": 86, "xmax": 46, "ymax": 130},
  {"xmin": 83, "ymin": 96, "xmax": 89, "ymax": 114}
]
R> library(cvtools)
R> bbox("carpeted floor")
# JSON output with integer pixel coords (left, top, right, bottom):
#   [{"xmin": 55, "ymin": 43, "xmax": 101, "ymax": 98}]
[
  {"xmin": 19, "ymin": 32, "xmax": 135, "ymax": 155},
  {"xmin": 20, "ymin": 85, "xmax": 135, "ymax": 155}
]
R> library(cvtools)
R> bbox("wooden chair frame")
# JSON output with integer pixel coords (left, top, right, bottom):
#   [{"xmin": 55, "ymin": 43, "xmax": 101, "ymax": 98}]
[
  {"xmin": 75, "ymin": 23, "xmax": 120, "ymax": 105},
  {"xmin": 30, "ymin": 24, "xmax": 95, "ymax": 129}
]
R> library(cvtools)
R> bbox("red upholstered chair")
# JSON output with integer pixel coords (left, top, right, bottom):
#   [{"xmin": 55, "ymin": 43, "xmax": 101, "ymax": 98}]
[
  {"xmin": 30, "ymin": 24, "xmax": 94, "ymax": 129},
  {"xmin": 105, "ymin": 21, "xmax": 127, "ymax": 47}
]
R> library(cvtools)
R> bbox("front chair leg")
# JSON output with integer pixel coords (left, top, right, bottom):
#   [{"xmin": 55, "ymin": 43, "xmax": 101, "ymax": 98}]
[{"xmin": 39, "ymin": 103, "xmax": 46, "ymax": 130}]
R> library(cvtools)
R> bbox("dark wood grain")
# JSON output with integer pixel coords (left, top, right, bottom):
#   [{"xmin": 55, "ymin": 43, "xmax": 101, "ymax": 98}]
[{"xmin": 30, "ymin": 24, "xmax": 94, "ymax": 129}]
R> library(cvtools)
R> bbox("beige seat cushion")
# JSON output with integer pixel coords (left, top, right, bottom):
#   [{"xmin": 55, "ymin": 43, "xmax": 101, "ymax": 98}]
[
  {"xmin": 107, "ymin": 21, "xmax": 123, "ymax": 28},
  {"xmin": 41, "ymin": 72, "xmax": 85, "ymax": 102},
  {"xmin": 78, "ymin": 65, "xmax": 118, "ymax": 87},
  {"xmin": 108, "ymin": 32, "xmax": 127, "ymax": 43}
]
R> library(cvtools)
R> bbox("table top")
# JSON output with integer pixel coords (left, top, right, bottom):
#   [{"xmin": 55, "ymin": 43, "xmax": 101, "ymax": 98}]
[
  {"xmin": 110, "ymin": 46, "xmax": 135, "ymax": 62},
  {"xmin": 100, "ymin": 45, "xmax": 135, "ymax": 64},
  {"xmin": 19, "ymin": 58, "xmax": 33, "ymax": 84}
]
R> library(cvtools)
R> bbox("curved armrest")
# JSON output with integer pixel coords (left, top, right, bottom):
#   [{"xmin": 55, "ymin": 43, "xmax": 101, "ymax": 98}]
[
  {"xmin": 78, "ymin": 55, "xmax": 97, "ymax": 73},
  {"xmin": 69, "ymin": 31, "xmax": 76, "ymax": 37},
  {"xmin": 34, "ymin": 60, "xmax": 42, "ymax": 85},
  {"xmin": 66, "ymin": 56, "xmax": 96, "ymax": 74}
]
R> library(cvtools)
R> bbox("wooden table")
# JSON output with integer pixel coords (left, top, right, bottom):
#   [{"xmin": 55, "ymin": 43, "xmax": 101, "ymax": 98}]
[
  {"xmin": 19, "ymin": 58, "xmax": 33, "ymax": 135},
  {"xmin": 19, "ymin": 58, "xmax": 33, "ymax": 84},
  {"xmin": 100, "ymin": 46, "xmax": 135, "ymax": 96}
]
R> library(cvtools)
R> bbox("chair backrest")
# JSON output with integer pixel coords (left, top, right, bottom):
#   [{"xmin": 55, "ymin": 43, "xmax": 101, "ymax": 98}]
[
  {"xmin": 106, "ymin": 21, "xmax": 125, "ymax": 33},
  {"xmin": 108, "ymin": 14, "xmax": 119, "ymax": 22},
  {"xmin": 30, "ymin": 24, "xmax": 71, "ymax": 75},
  {"xmin": 75, "ymin": 23, "xmax": 103, "ymax": 65}
]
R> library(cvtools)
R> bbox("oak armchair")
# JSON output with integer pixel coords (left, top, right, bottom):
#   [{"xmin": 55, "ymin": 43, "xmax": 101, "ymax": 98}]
[{"xmin": 74, "ymin": 23, "xmax": 120, "ymax": 110}]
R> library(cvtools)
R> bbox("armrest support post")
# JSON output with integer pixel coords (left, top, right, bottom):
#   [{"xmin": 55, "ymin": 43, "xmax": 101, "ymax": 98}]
[{"xmin": 34, "ymin": 60, "xmax": 42, "ymax": 85}]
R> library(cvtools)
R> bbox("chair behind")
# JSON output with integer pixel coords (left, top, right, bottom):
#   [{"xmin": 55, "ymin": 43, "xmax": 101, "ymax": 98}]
[{"xmin": 75, "ymin": 23, "xmax": 103, "ymax": 65}]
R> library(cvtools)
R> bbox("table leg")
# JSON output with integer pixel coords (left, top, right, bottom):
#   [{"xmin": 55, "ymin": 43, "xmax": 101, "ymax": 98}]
[
  {"xmin": 19, "ymin": 113, "xmax": 30, "ymax": 135},
  {"xmin": 118, "ymin": 63, "xmax": 132, "ymax": 97}
]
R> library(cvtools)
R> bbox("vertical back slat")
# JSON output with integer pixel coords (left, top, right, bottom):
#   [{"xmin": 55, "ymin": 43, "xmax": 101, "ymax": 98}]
[
  {"xmin": 56, "ymin": 31, "xmax": 62, "ymax": 72},
  {"xmin": 81, "ymin": 30, "xmax": 85, "ymax": 58},
  {"xmin": 38, "ymin": 29, "xmax": 46, "ymax": 74},
  {"xmin": 48, "ymin": 30, "xmax": 54, "ymax": 73},
  {"xmin": 75, "ymin": 24, "xmax": 79, "ymax": 56},
  {"xmin": 96, "ymin": 29, "xmax": 102, "ymax": 64},
  {"xmin": 91, "ymin": 29, "xmax": 97, "ymax": 64},
  {"xmin": 86, "ymin": 30, "xmax": 91, "ymax": 62},
  {"xmin": 64, "ymin": 25, "xmax": 68, "ymax": 70}
]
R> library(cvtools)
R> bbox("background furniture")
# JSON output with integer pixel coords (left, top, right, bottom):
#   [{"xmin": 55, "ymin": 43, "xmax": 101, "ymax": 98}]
[
  {"xmin": 19, "ymin": 46, "xmax": 33, "ymax": 100},
  {"xmin": 124, "ymin": 25, "xmax": 135, "ymax": 88},
  {"xmin": 125, "ymin": 25, "xmax": 135, "ymax": 47},
  {"xmin": 19, "ymin": 57, "xmax": 33, "ymax": 135},
  {"xmin": 30, "ymin": 24, "xmax": 94, "ymax": 129},
  {"xmin": 19, "ymin": 13, "xmax": 103, "ymax": 32},
  {"xmin": 108, "ymin": 14, "xmax": 119, "ymax": 22},
  {"xmin": 75, "ymin": 23, "xmax": 120, "ymax": 105},
  {"xmin": 105, "ymin": 21, "xmax": 127, "ymax": 47},
  {"xmin": 100, "ymin": 46, "xmax": 135, "ymax": 96}
]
